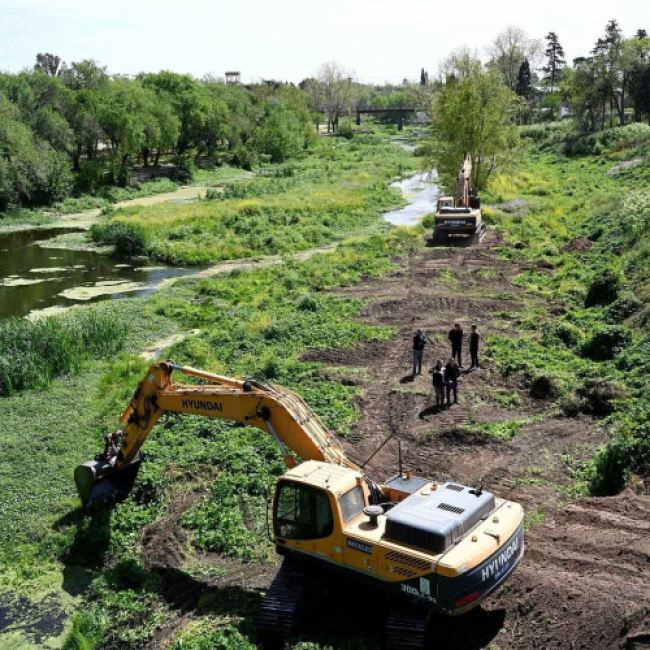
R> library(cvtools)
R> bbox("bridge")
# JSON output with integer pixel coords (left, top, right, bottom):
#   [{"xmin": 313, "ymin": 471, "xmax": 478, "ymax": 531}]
[
  {"xmin": 313, "ymin": 105, "xmax": 425, "ymax": 132},
  {"xmin": 354, "ymin": 105, "xmax": 421, "ymax": 131}
]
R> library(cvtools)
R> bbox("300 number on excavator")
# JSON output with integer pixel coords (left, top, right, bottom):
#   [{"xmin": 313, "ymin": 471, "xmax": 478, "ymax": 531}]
[{"xmin": 75, "ymin": 361, "xmax": 524, "ymax": 648}]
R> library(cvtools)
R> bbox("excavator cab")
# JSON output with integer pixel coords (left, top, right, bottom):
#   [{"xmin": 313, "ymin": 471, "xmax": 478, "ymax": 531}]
[{"xmin": 268, "ymin": 461, "xmax": 523, "ymax": 619}]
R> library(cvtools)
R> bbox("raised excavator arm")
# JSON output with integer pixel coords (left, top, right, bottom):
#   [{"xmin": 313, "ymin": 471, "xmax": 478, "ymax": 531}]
[
  {"xmin": 454, "ymin": 154, "xmax": 472, "ymax": 208},
  {"xmin": 75, "ymin": 360, "xmax": 359, "ymax": 507}
]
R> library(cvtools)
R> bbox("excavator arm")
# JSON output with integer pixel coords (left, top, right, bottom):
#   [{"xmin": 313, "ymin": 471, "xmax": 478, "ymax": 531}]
[{"xmin": 75, "ymin": 360, "xmax": 359, "ymax": 507}]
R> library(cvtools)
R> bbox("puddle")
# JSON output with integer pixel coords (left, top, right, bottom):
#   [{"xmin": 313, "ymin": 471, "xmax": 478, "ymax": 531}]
[
  {"xmin": 0, "ymin": 227, "xmax": 199, "ymax": 319},
  {"xmin": 384, "ymin": 171, "xmax": 440, "ymax": 227}
]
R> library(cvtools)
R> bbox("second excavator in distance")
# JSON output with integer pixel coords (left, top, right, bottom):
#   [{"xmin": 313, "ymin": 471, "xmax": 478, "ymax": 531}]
[
  {"xmin": 75, "ymin": 360, "xmax": 524, "ymax": 648},
  {"xmin": 433, "ymin": 154, "xmax": 485, "ymax": 244}
]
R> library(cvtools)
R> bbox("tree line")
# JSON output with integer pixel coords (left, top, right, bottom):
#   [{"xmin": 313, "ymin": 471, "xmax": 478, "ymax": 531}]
[
  {"xmin": 486, "ymin": 23, "xmax": 650, "ymax": 129},
  {"xmin": 0, "ymin": 56, "xmax": 315, "ymax": 212},
  {"xmin": 425, "ymin": 21, "xmax": 650, "ymax": 195}
]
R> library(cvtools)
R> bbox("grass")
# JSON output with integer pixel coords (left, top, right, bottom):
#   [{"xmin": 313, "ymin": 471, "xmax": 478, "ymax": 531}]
[
  {"xmin": 0, "ymin": 307, "xmax": 127, "ymax": 394},
  {"xmin": 483, "ymin": 126, "xmax": 650, "ymax": 495},
  {"xmin": 466, "ymin": 416, "xmax": 542, "ymax": 441},
  {"xmin": 89, "ymin": 136, "xmax": 418, "ymax": 265}
]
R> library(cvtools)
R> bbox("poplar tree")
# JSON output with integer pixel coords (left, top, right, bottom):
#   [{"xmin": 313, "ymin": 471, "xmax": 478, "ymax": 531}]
[
  {"xmin": 516, "ymin": 59, "xmax": 532, "ymax": 98},
  {"xmin": 542, "ymin": 32, "xmax": 566, "ymax": 92}
]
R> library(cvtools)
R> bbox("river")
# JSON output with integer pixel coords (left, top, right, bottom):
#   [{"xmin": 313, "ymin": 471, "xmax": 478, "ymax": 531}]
[
  {"xmin": 0, "ymin": 165, "xmax": 439, "ymax": 320},
  {"xmin": 383, "ymin": 171, "xmax": 439, "ymax": 227},
  {"xmin": 0, "ymin": 228, "xmax": 197, "ymax": 319}
]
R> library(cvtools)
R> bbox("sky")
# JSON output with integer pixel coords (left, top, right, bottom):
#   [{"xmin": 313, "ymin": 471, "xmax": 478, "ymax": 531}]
[{"xmin": 1, "ymin": 0, "xmax": 648, "ymax": 83}]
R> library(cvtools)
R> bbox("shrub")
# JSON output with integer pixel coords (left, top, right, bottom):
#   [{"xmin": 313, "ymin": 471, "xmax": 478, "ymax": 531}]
[
  {"xmin": 621, "ymin": 191, "xmax": 650, "ymax": 239},
  {"xmin": 90, "ymin": 221, "xmax": 149, "ymax": 256},
  {"xmin": 588, "ymin": 436, "xmax": 634, "ymax": 495},
  {"xmin": 584, "ymin": 269, "xmax": 622, "ymax": 307},
  {"xmin": 544, "ymin": 321, "xmax": 583, "ymax": 347},
  {"xmin": 580, "ymin": 325, "xmax": 632, "ymax": 361},
  {"xmin": 230, "ymin": 145, "xmax": 258, "ymax": 171},
  {"xmin": 606, "ymin": 295, "xmax": 643, "ymax": 323},
  {"xmin": 171, "ymin": 154, "xmax": 196, "ymax": 183},
  {"xmin": 596, "ymin": 123, "xmax": 650, "ymax": 152},
  {"xmin": 576, "ymin": 378, "xmax": 624, "ymax": 416},
  {"xmin": 530, "ymin": 375, "xmax": 558, "ymax": 400},
  {"xmin": 337, "ymin": 120, "xmax": 354, "ymax": 140}
]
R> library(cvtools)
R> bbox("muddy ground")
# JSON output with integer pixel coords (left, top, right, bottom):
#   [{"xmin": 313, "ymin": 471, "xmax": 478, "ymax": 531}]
[{"xmin": 144, "ymin": 232, "xmax": 650, "ymax": 649}]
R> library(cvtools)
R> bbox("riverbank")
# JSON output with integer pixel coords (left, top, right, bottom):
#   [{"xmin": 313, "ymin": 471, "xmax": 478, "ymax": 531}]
[
  {"xmin": 0, "ymin": 135, "xmax": 423, "ymax": 319},
  {"xmin": 2, "ymin": 125, "xmax": 647, "ymax": 650}
]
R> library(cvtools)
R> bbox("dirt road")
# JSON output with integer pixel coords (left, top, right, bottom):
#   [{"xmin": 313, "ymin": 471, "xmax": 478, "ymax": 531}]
[{"xmin": 303, "ymin": 231, "xmax": 650, "ymax": 649}]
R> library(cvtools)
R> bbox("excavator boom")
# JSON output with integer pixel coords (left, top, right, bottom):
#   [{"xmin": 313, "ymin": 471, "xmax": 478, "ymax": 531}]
[{"xmin": 75, "ymin": 361, "xmax": 358, "ymax": 507}]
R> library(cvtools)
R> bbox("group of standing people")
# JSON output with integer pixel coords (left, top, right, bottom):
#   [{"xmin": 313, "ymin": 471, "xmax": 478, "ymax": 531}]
[{"xmin": 412, "ymin": 323, "xmax": 481, "ymax": 412}]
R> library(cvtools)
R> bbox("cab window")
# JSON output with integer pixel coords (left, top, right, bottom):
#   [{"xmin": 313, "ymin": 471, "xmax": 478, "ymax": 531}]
[
  {"xmin": 340, "ymin": 485, "xmax": 365, "ymax": 523},
  {"xmin": 275, "ymin": 481, "xmax": 334, "ymax": 540}
]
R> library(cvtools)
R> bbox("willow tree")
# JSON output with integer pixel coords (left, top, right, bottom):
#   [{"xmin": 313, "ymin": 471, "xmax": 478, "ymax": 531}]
[{"xmin": 429, "ymin": 51, "xmax": 518, "ymax": 192}]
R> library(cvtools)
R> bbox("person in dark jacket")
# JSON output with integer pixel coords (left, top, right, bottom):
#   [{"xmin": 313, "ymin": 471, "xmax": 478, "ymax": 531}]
[
  {"xmin": 448, "ymin": 323, "xmax": 464, "ymax": 367},
  {"xmin": 431, "ymin": 359, "xmax": 446, "ymax": 410},
  {"xmin": 412, "ymin": 329, "xmax": 428, "ymax": 376},
  {"xmin": 470, "ymin": 324, "xmax": 480, "ymax": 369},
  {"xmin": 445, "ymin": 358, "xmax": 460, "ymax": 405}
]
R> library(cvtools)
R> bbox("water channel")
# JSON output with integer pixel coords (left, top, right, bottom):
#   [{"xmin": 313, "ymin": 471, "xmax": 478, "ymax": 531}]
[
  {"xmin": 0, "ymin": 228, "xmax": 197, "ymax": 319},
  {"xmin": 383, "ymin": 171, "xmax": 439, "ymax": 227},
  {"xmin": 0, "ymin": 166, "xmax": 439, "ymax": 319}
]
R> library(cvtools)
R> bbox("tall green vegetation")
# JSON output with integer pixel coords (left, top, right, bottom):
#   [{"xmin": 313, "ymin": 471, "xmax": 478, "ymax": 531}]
[
  {"xmin": 0, "ymin": 309, "xmax": 126, "ymax": 394},
  {"xmin": 428, "ymin": 51, "xmax": 518, "ymax": 191},
  {"xmin": 563, "ymin": 22, "xmax": 650, "ymax": 130},
  {"xmin": 0, "ymin": 58, "xmax": 314, "ymax": 214}
]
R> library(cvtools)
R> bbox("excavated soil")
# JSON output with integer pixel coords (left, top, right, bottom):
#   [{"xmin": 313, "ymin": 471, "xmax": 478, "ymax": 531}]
[
  {"xmin": 146, "ymin": 231, "xmax": 649, "ymax": 649},
  {"xmin": 301, "ymin": 231, "xmax": 650, "ymax": 649}
]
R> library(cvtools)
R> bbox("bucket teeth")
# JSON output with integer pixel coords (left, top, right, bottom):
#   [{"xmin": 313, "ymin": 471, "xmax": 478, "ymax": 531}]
[{"xmin": 74, "ymin": 453, "xmax": 142, "ymax": 510}]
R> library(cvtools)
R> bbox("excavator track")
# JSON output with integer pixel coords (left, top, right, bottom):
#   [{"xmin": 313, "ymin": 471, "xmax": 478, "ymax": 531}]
[
  {"xmin": 385, "ymin": 603, "xmax": 429, "ymax": 649},
  {"xmin": 257, "ymin": 560, "xmax": 312, "ymax": 647}
]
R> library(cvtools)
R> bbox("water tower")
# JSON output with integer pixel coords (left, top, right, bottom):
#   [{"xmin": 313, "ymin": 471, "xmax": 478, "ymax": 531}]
[{"xmin": 225, "ymin": 71, "xmax": 241, "ymax": 85}]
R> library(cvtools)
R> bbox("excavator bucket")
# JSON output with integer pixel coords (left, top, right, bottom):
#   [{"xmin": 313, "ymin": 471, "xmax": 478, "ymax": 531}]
[{"xmin": 74, "ymin": 453, "xmax": 142, "ymax": 510}]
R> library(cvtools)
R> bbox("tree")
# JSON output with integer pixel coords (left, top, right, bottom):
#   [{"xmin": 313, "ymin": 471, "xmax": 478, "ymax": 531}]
[
  {"xmin": 590, "ymin": 20, "xmax": 629, "ymax": 126},
  {"xmin": 140, "ymin": 71, "xmax": 208, "ymax": 154},
  {"xmin": 0, "ymin": 95, "xmax": 72, "ymax": 209},
  {"xmin": 314, "ymin": 62, "xmax": 355, "ymax": 132},
  {"xmin": 637, "ymin": 30, "xmax": 648, "ymax": 40},
  {"xmin": 487, "ymin": 27, "xmax": 543, "ymax": 91},
  {"xmin": 542, "ymin": 32, "xmax": 566, "ymax": 93},
  {"xmin": 515, "ymin": 59, "xmax": 532, "ymax": 98},
  {"xmin": 428, "ymin": 51, "xmax": 518, "ymax": 191},
  {"xmin": 562, "ymin": 60, "xmax": 600, "ymax": 131},
  {"xmin": 252, "ymin": 102, "xmax": 305, "ymax": 163},
  {"xmin": 624, "ymin": 35, "xmax": 650, "ymax": 122},
  {"xmin": 630, "ymin": 63, "xmax": 650, "ymax": 123},
  {"xmin": 35, "ymin": 53, "xmax": 64, "ymax": 77}
]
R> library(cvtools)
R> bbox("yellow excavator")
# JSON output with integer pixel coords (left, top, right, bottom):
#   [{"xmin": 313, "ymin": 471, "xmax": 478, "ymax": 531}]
[
  {"xmin": 433, "ymin": 154, "xmax": 485, "ymax": 244},
  {"xmin": 75, "ymin": 361, "xmax": 524, "ymax": 648}
]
